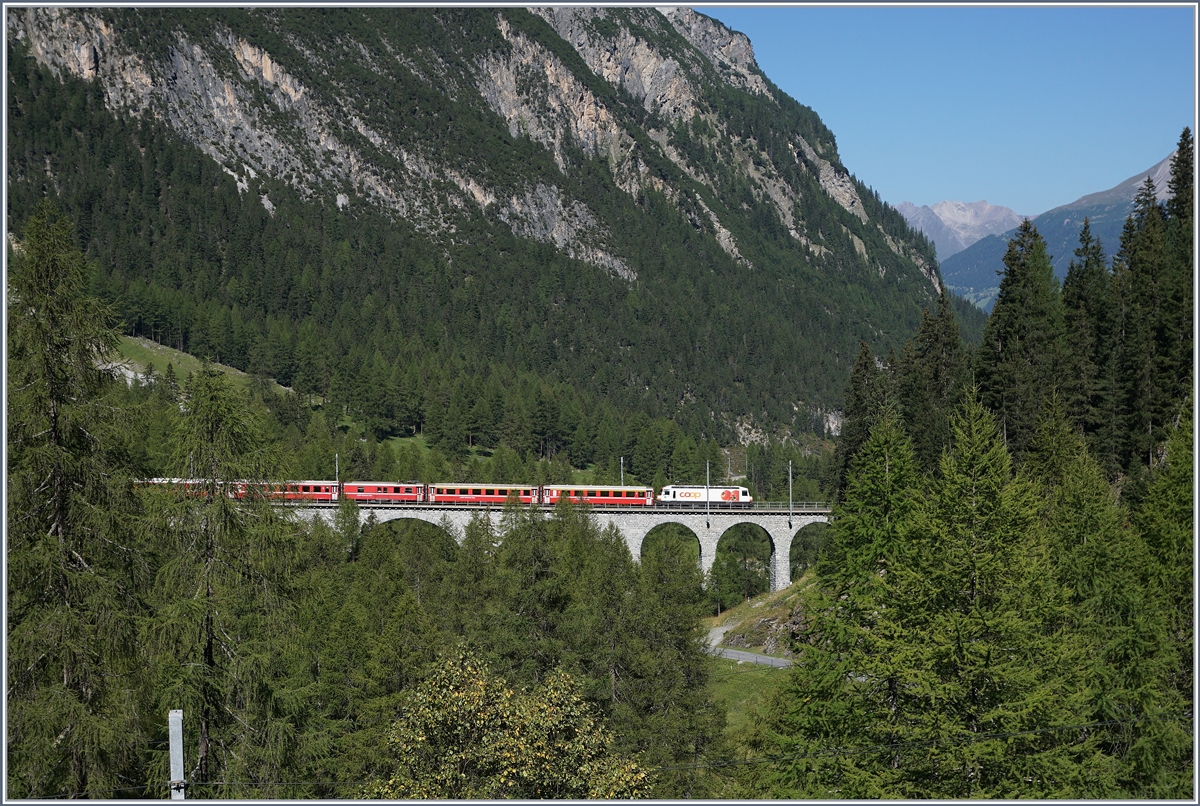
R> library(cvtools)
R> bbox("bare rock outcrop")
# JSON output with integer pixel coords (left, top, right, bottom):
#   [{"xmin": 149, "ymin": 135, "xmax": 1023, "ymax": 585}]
[{"xmin": 658, "ymin": 7, "xmax": 772, "ymax": 98}]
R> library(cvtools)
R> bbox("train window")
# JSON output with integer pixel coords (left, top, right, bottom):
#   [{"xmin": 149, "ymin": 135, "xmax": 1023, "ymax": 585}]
[
  {"xmin": 405, "ymin": 487, "xmax": 412, "ymax": 494},
  {"xmin": 601, "ymin": 490, "xmax": 609, "ymax": 497},
  {"xmin": 357, "ymin": 486, "xmax": 364, "ymax": 493}
]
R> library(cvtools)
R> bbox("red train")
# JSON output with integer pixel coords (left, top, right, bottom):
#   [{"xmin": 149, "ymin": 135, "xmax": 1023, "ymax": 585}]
[{"xmin": 143, "ymin": 479, "xmax": 749, "ymax": 507}]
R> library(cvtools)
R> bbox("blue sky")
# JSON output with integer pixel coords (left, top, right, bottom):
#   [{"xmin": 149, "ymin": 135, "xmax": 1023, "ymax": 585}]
[{"xmin": 700, "ymin": 5, "xmax": 1197, "ymax": 216}]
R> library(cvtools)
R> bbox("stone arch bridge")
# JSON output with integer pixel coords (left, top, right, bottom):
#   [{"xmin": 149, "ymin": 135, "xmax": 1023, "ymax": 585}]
[{"xmin": 294, "ymin": 504, "xmax": 831, "ymax": 592}]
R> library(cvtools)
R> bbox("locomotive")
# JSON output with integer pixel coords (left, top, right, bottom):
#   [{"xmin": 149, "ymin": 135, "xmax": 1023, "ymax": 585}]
[{"xmin": 144, "ymin": 479, "xmax": 752, "ymax": 507}]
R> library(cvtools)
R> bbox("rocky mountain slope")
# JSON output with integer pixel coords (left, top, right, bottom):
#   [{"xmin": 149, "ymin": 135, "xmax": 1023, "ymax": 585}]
[
  {"xmin": 940, "ymin": 151, "xmax": 1175, "ymax": 310},
  {"xmin": 896, "ymin": 199, "xmax": 1027, "ymax": 261},
  {"xmin": 8, "ymin": 6, "xmax": 956, "ymax": 438}
]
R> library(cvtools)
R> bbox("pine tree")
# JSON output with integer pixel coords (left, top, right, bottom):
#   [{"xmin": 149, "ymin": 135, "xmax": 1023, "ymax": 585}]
[
  {"xmin": 831, "ymin": 341, "xmax": 892, "ymax": 499},
  {"xmin": 1060, "ymin": 218, "xmax": 1112, "ymax": 448},
  {"xmin": 977, "ymin": 220, "xmax": 1069, "ymax": 461},
  {"xmin": 894, "ymin": 290, "xmax": 969, "ymax": 474}
]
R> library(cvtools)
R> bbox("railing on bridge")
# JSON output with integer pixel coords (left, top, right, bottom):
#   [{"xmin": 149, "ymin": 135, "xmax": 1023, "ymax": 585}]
[{"xmin": 288, "ymin": 500, "xmax": 830, "ymax": 513}]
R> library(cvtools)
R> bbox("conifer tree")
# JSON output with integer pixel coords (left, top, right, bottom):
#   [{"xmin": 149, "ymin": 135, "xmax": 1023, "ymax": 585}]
[
  {"xmin": 768, "ymin": 396, "xmax": 1106, "ymax": 797},
  {"xmin": 1163, "ymin": 126, "xmax": 1194, "ymax": 418},
  {"xmin": 884, "ymin": 396, "xmax": 1098, "ymax": 796},
  {"xmin": 476, "ymin": 506, "xmax": 567, "ymax": 683},
  {"xmin": 616, "ymin": 534, "xmax": 723, "ymax": 797},
  {"xmin": 7, "ymin": 202, "xmax": 150, "ymax": 797},
  {"xmin": 894, "ymin": 290, "xmax": 969, "ymax": 474},
  {"xmin": 1061, "ymin": 218, "xmax": 1113, "ymax": 448},
  {"xmin": 1132, "ymin": 402, "xmax": 1194, "ymax": 743},
  {"xmin": 142, "ymin": 368, "xmax": 297, "ymax": 796},
  {"xmin": 1034, "ymin": 403, "xmax": 1191, "ymax": 796},
  {"xmin": 977, "ymin": 220, "xmax": 1068, "ymax": 461},
  {"xmin": 1112, "ymin": 178, "xmax": 1173, "ymax": 476},
  {"xmin": 831, "ymin": 341, "xmax": 892, "ymax": 498},
  {"xmin": 763, "ymin": 408, "xmax": 923, "ymax": 797}
]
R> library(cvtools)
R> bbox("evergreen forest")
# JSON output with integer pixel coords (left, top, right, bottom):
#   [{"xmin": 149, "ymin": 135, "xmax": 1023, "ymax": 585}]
[{"xmin": 4, "ymin": 5, "xmax": 1194, "ymax": 797}]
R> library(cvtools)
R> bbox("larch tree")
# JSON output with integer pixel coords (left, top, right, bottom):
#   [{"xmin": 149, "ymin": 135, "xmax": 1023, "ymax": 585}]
[
  {"xmin": 141, "ymin": 367, "xmax": 299, "ymax": 797},
  {"xmin": 6, "ymin": 202, "xmax": 151, "ymax": 798},
  {"xmin": 764, "ymin": 407, "xmax": 923, "ymax": 798},
  {"xmin": 881, "ymin": 395, "xmax": 1100, "ymax": 797},
  {"xmin": 830, "ymin": 341, "xmax": 892, "ymax": 499},
  {"xmin": 1131, "ymin": 400, "xmax": 1194, "ymax": 782},
  {"xmin": 1026, "ymin": 398, "xmax": 1190, "ymax": 797}
]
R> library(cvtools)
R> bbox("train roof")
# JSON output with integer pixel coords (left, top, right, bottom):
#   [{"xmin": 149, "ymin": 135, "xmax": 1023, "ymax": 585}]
[
  {"xmin": 429, "ymin": 482, "xmax": 532, "ymax": 487},
  {"xmin": 542, "ymin": 484, "xmax": 654, "ymax": 490}
]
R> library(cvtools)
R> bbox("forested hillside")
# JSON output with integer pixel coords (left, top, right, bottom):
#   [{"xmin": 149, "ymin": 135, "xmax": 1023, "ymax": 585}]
[{"xmin": 7, "ymin": 6, "xmax": 980, "ymax": 450}]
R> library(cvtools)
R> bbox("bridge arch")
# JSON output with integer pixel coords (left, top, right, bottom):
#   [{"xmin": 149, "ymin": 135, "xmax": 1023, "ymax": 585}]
[
  {"xmin": 640, "ymin": 522, "xmax": 701, "ymax": 565},
  {"xmin": 789, "ymin": 520, "xmax": 833, "ymax": 581},
  {"xmin": 710, "ymin": 523, "xmax": 773, "ymax": 610}
]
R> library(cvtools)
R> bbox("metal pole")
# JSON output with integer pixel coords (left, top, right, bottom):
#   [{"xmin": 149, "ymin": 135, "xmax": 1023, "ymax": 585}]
[
  {"xmin": 620, "ymin": 456, "xmax": 624, "ymax": 485},
  {"xmin": 788, "ymin": 459, "xmax": 793, "ymax": 528},
  {"xmin": 335, "ymin": 453, "xmax": 339, "ymax": 485},
  {"xmin": 706, "ymin": 460, "xmax": 710, "ymax": 529},
  {"xmin": 169, "ymin": 709, "xmax": 186, "ymax": 799}
]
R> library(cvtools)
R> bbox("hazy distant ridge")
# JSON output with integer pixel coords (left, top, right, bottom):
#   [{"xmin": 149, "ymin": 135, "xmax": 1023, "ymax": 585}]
[{"xmin": 896, "ymin": 200, "xmax": 1027, "ymax": 260}]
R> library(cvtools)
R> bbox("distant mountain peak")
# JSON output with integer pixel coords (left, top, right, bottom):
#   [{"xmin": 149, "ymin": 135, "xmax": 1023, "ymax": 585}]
[
  {"xmin": 1049, "ymin": 151, "xmax": 1175, "ymax": 213},
  {"xmin": 896, "ymin": 199, "xmax": 1025, "ymax": 260},
  {"xmin": 937, "ymin": 148, "xmax": 1180, "ymax": 312}
]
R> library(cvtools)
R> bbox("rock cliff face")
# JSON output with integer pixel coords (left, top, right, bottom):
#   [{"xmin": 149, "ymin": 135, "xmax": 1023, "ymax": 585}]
[{"xmin": 9, "ymin": 6, "xmax": 938, "ymax": 294}]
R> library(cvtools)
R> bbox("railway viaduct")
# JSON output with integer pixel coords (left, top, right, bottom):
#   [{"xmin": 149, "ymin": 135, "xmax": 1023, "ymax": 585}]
[{"xmin": 294, "ymin": 504, "xmax": 831, "ymax": 592}]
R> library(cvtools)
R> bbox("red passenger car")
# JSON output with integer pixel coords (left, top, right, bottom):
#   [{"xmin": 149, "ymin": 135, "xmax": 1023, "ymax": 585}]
[
  {"xmin": 541, "ymin": 485, "xmax": 655, "ymax": 506},
  {"xmin": 342, "ymin": 481, "xmax": 426, "ymax": 504},
  {"xmin": 426, "ymin": 484, "xmax": 537, "ymax": 505}
]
